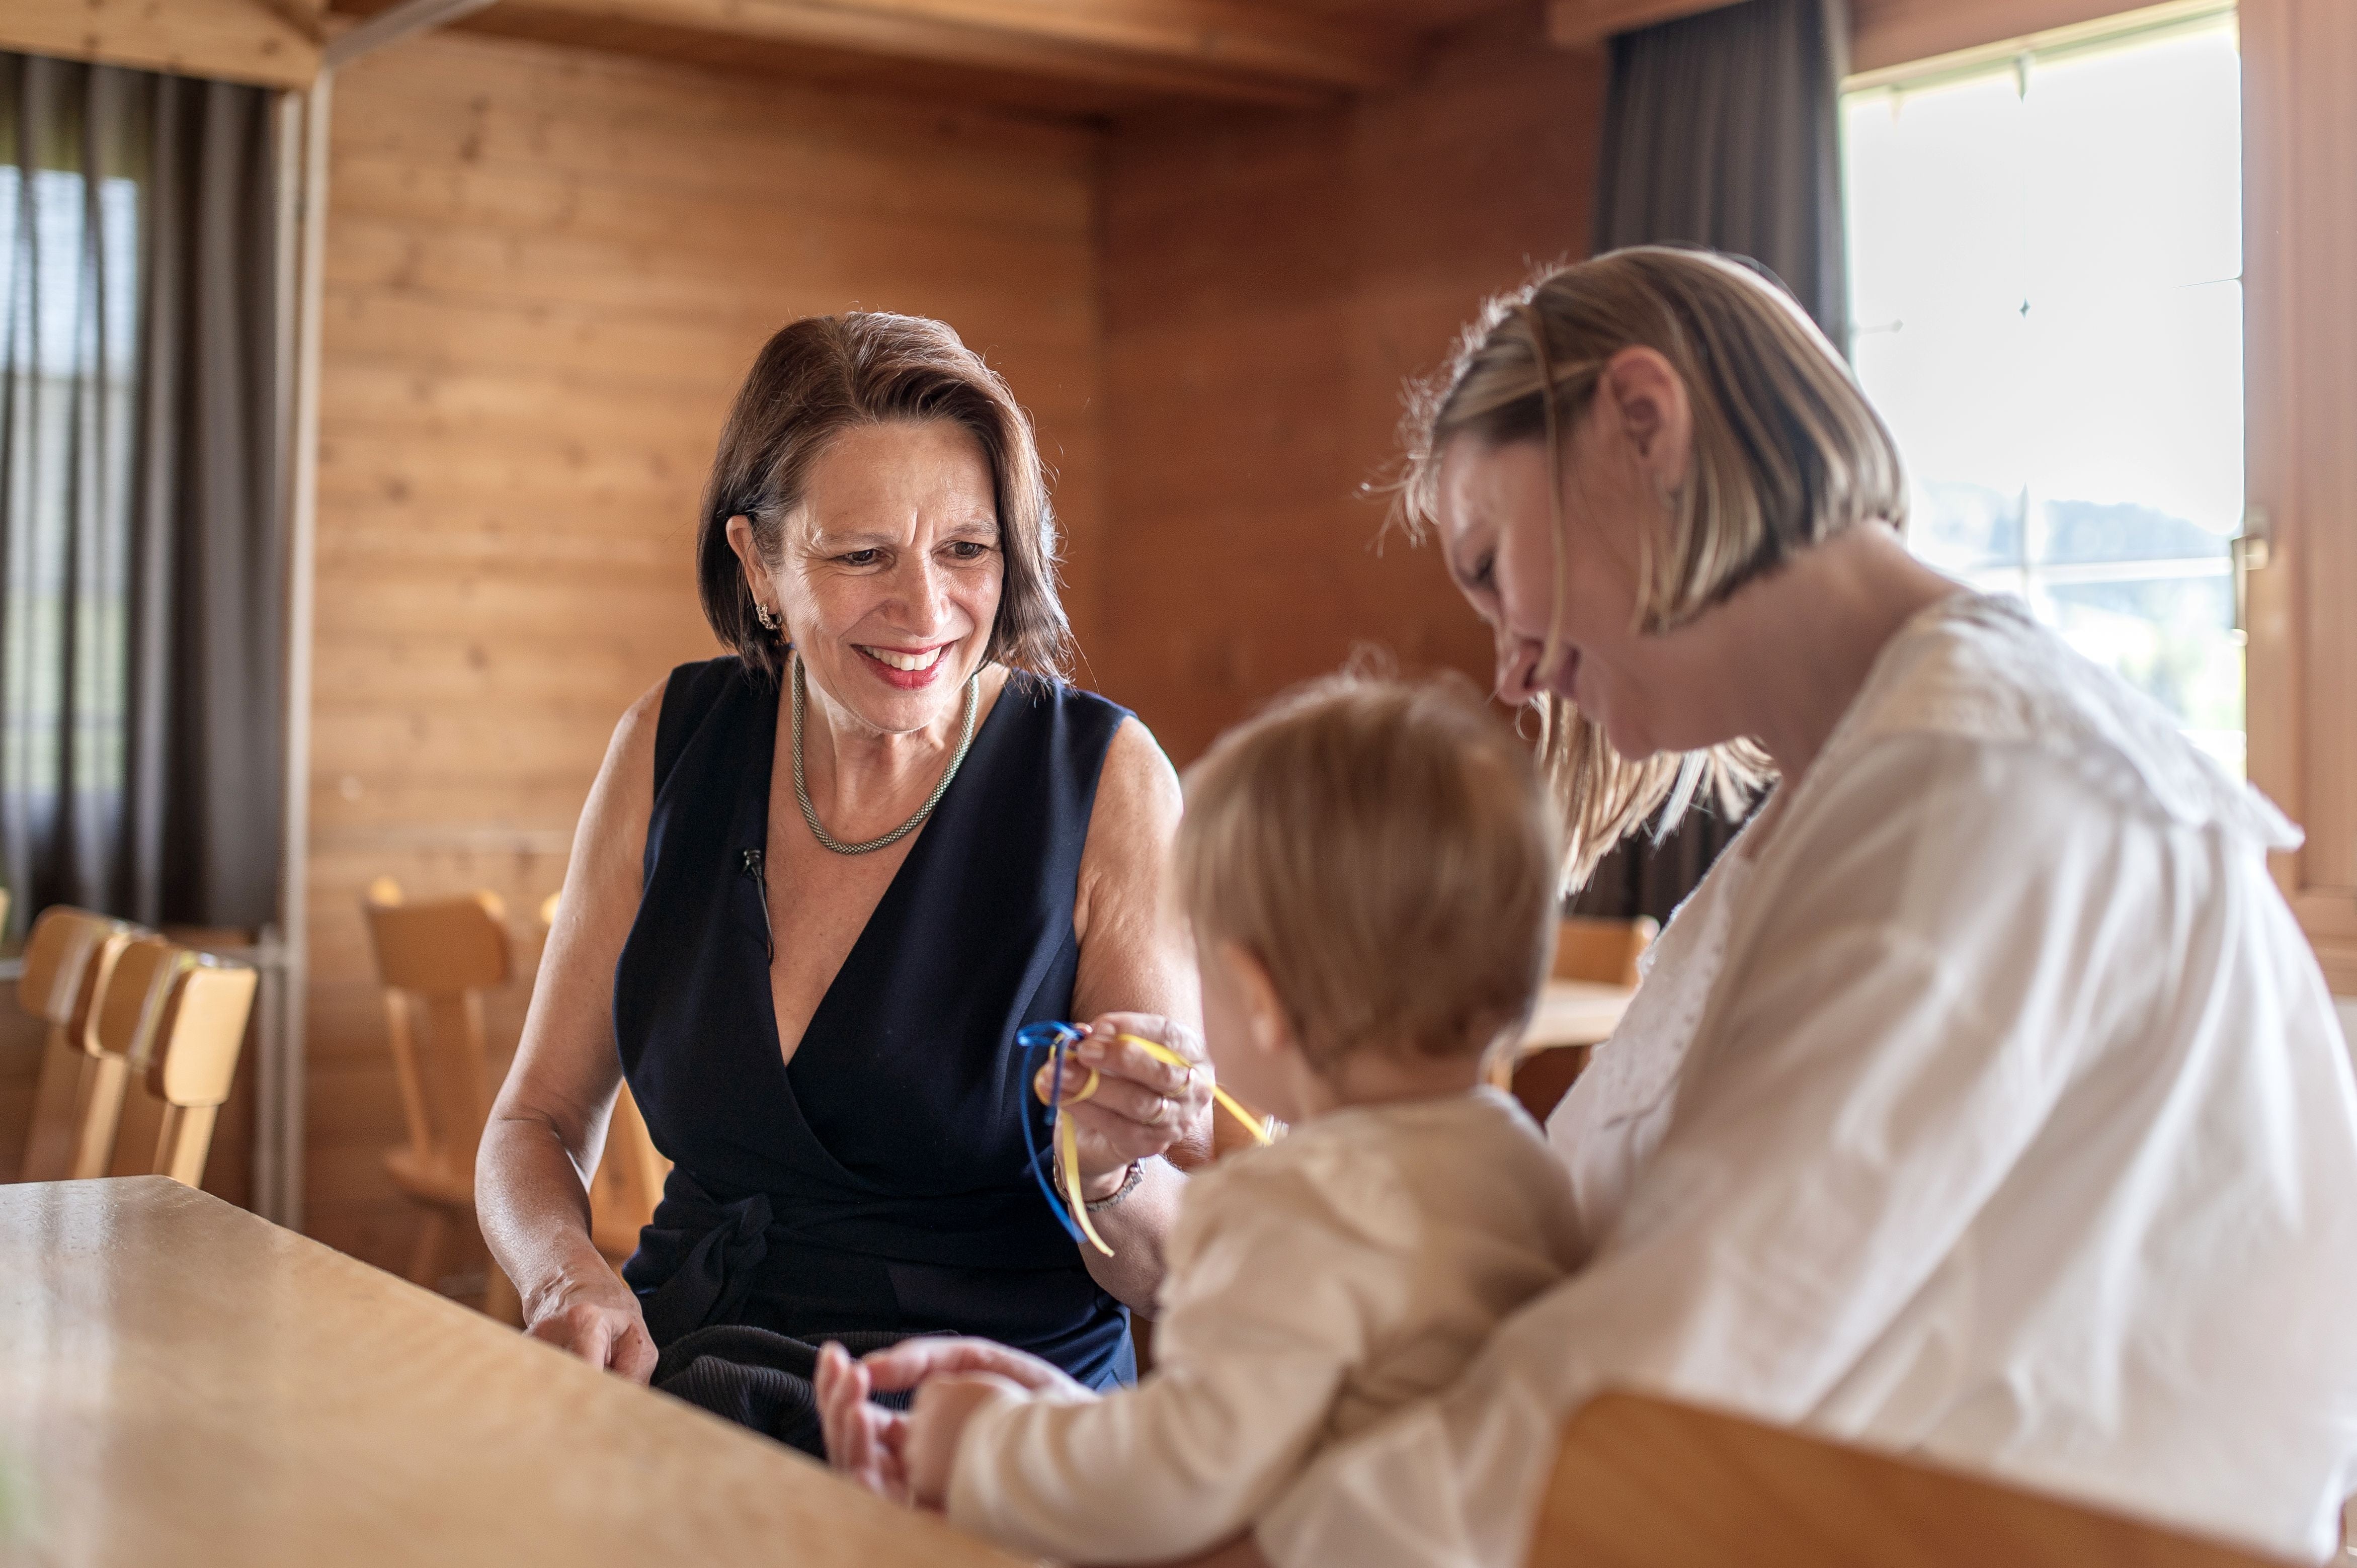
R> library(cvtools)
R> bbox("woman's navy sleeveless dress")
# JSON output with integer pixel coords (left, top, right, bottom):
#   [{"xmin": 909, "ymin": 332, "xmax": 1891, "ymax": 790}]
[{"xmin": 612, "ymin": 656, "xmax": 1133, "ymax": 1450}]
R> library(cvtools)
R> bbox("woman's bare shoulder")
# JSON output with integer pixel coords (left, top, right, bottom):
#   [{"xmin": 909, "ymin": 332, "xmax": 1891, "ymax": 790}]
[
  {"xmin": 589, "ymin": 676, "xmax": 669, "ymax": 798},
  {"xmin": 612, "ymin": 675, "xmax": 669, "ymax": 756},
  {"xmin": 572, "ymin": 675, "xmax": 675, "ymax": 857},
  {"xmin": 1091, "ymin": 715, "xmax": 1183, "ymax": 845},
  {"xmin": 1071, "ymin": 714, "xmax": 1183, "ymax": 950}
]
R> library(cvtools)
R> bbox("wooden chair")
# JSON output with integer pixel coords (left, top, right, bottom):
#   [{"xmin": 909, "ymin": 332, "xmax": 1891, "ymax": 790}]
[
  {"xmin": 1526, "ymin": 1391, "xmax": 2289, "ymax": 1567},
  {"xmin": 535, "ymin": 890, "xmax": 671, "ymax": 1271},
  {"xmin": 362, "ymin": 878, "xmax": 513, "ymax": 1297},
  {"xmin": 1554, "ymin": 914, "xmax": 1659, "ymax": 988},
  {"xmin": 94, "ymin": 943, "xmax": 258, "ymax": 1186},
  {"xmin": 1496, "ymin": 915, "xmax": 1659, "ymax": 1123},
  {"xmin": 75, "ymin": 936, "xmax": 198, "ymax": 1180},
  {"xmin": 17, "ymin": 907, "xmax": 141, "ymax": 1181},
  {"xmin": 590, "ymin": 1083, "xmax": 670, "ymax": 1268}
]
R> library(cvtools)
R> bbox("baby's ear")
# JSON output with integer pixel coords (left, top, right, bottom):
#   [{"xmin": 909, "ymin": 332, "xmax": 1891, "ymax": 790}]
[{"xmin": 1220, "ymin": 941, "xmax": 1296, "ymax": 1058}]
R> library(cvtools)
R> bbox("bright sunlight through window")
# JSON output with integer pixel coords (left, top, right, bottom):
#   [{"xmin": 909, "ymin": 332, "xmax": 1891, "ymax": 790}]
[{"xmin": 1844, "ymin": 7, "xmax": 2246, "ymax": 773}]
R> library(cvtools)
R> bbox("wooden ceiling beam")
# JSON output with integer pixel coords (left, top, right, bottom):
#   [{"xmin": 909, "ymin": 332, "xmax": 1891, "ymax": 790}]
[
  {"xmin": 2, "ymin": 0, "xmax": 322, "ymax": 89},
  {"xmin": 441, "ymin": 0, "xmax": 1417, "ymax": 103},
  {"xmin": 325, "ymin": 0, "xmax": 504, "ymax": 66},
  {"xmin": 1546, "ymin": 0, "xmax": 1748, "ymax": 48},
  {"xmin": 253, "ymin": 0, "xmax": 332, "ymax": 37}
]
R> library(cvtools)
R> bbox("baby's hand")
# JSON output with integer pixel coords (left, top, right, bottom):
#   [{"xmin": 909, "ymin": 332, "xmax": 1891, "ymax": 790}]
[
  {"xmin": 905, "ymin": 1371, "xmax": 1029, "ymax": 1511},
  {"xmin": 817, "ymin": 1342, "xmax": 908, "ymax": 1502}
]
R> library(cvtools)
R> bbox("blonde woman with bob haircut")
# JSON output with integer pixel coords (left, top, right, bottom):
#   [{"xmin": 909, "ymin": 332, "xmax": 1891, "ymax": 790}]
[{"xmin": 850, "ymin": 251, "xmax": 2357, "ymax": 1565}]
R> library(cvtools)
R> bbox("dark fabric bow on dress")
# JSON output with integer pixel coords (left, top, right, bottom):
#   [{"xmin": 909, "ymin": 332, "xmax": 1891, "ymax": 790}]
[{"xmin": 634, "ymin": 1177, "xmax": 772, "ymax": 1346}]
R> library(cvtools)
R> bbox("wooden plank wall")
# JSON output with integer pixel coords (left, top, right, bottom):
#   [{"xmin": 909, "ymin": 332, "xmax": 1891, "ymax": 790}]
[
  {"xmin": 309, "ymin": 32, "xmax": 1104, "ymax": 1269},
  {"xmin": 1088, "ymin": 14, "xmax": 1607, "ymax": 763}
]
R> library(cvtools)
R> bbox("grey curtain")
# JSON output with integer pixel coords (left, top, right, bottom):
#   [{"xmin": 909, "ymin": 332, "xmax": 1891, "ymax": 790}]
[
  {"xmin": 1575, "ymin": 0, "xmax": 1848, "ymax": 926},
  {"xmin": 0, "ymin": 53, "xmax": 283, "ymax": 935},
  {"xmin": 1592, "ymin": 0, "xmax": 1850, "ymax": 339}
]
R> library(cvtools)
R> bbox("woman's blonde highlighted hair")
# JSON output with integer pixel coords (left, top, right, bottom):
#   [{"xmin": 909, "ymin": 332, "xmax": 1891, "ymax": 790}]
[{"xmin": 1399, "ymin": 246, "xmax": 1909, "ymax": 886}]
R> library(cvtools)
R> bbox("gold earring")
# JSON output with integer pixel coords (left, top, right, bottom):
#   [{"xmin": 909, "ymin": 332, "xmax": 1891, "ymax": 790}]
[{"xmin": 755, "ymin": 602, "xmax": 779, "ymax": 633}]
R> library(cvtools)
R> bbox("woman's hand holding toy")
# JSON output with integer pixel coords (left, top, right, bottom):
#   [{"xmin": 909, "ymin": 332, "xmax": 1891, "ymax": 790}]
[{"xmin": 1034, "ymin": 1013, "xmax": 1218, "ymax": 1197}]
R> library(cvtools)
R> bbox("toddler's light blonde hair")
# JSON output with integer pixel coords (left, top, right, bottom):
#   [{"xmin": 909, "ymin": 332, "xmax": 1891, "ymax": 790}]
[
  {"xmin": 1398, "ymin": 246, "xmax": 1909, "ymax": 886},
  {"xmin": 1174, "ymin": 672, "xmax": 1561, "ymax": 1069}
]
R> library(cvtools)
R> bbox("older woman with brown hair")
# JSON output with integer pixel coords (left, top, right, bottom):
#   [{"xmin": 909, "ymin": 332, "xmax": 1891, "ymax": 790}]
[
  {"xmin": 476, "ymin": 312, "xmax": 1210, "ymax": 1455},
  {"xmin": 842, "ymin": 251, "xmax": 2357, "ymax": 1563}
]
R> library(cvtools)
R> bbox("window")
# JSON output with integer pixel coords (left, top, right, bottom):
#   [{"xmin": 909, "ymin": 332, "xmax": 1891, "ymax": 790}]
[
  {"xmin": 1843, "ymin": 7, "xmax": 2245, "ymax": 773},
  {"xmin": 0, "ymin": 160, "xmax": 142, "ymax": 869}
]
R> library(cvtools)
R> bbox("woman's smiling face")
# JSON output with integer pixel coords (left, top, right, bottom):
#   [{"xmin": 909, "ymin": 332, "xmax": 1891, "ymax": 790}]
[{"xmin": 734, "ymin": 419, "xmax": 1003, "ymax": 736}]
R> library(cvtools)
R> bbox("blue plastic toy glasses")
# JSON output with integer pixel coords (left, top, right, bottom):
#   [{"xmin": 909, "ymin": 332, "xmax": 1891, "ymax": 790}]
[{"xmin": 1016, "ymin": 1022, "xmax": 1095, "ymax": 1251}]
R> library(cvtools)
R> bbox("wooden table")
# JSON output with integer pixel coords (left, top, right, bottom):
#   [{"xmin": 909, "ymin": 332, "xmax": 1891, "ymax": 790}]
[
  {"xmin": 0, "ymin": 1177, "xmax": 1019, "ymax": 1567},
  {"xmin": 1491, "ymin": 981, "xmax": 1636, "ymax": 1118},
  {"xmin": 1520, "ymin": 979, "xmax": 1636, "ymax": 1052}
]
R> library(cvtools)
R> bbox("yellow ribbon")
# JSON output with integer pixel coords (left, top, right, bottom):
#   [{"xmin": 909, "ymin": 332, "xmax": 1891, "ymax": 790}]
[
  {"xmin": 1049, "ymin": 1032, "xmax": 1275, "ymax": 1259},
  {"xmin": 1112, "ymin": 1034, "xmax": 1274, "ymax": 1149}
]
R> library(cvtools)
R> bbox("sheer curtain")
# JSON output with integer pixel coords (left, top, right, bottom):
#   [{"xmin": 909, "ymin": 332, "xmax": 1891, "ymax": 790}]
[
  {"xmin": 0, "ymin": 52, "xmax": 283, "ymax": 934},
  {"xmin": 1574, "ymin": 0, "xmax": 1849, "ymax": 925}
]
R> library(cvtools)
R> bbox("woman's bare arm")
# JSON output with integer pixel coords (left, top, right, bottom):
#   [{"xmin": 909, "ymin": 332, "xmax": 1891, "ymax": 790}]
[
  {"xmin": 1058, "ymin": 716, "xmax": 1208, "ymax": 1312},
  {"xmin": 476, "ymin": 679, "xmax": 665, "ymax": 1379}
]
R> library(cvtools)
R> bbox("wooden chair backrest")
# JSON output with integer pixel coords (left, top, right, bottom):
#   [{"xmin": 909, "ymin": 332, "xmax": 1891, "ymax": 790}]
[
  {"xmin": 1526, "ymin": 1391, "xmax": 2289, "ymax": 1568},
  {"xmin": 20, "ymin": 905, "xmax": 136, "ymax": 1029},
  {"xmin": 589, "ymin": 1084, "xmax": 672, "ymax": 1265},
  {"xmin": 535, "ymin": 889, "xmax": 668, "ymax": 1265},
  {"xmin": 1553, "ymin": 915, "xmax": 1659, "ymax": 988},
  {"xmin": 140, "ymin": 957, "xmax": 259, "ymax": 1186},
  {"xmin": 17, "ymin": 907, "xmax": 139, "ymax": 1181},
  {"xmin": 362, "ymin": 881, "xmax": 514, "ymax": 1184},
  {"xmin": 90, "ymin": 937, "xmax": 196, "ymax": 1068},
  {"xmin": 72, "ymin": 937, "xmax": 194, "ymax": 1180}
]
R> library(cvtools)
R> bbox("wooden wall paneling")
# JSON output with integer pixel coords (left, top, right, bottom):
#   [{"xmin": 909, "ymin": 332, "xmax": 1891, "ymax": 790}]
[
  {"xmin": 0, "ymin": 0, "xmax": 320, "ymax": 89},
  {"xmin": 306, "ymin": 31, "xmax": 1104, "ymax": 1271},
  {"xmin": 1093, "ymin": 13, "xmax": 1607, "ymax": 764},
  {"xmin": 2243, "ymin": 0, "xmax": 2357, "ymax": 992}
]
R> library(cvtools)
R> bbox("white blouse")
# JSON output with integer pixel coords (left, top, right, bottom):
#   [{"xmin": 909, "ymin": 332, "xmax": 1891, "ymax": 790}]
[{"xmin": 1257, "ymin": 595, "xmax": 2357, "ymax": 1566}]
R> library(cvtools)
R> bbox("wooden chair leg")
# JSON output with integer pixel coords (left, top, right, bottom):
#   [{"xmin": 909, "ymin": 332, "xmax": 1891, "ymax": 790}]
[
  {"xmin": 408, "ymin": 1208, "xmax": 450, "ymax": 1290},
  {"xmin": 154, "ymin": 1104, "xmax": 218, "ymax": 1187},
  {"xmin": 483, "ymin": 1259, "xmax": 523, "ymax": 1328},
  {"xmin": 20, "ymin": 1030, "xmax": 92, "ymax": 1181},
  {"xmin": 68, "ymin": 1055, "xmax": 131, "ymax": 1180}
]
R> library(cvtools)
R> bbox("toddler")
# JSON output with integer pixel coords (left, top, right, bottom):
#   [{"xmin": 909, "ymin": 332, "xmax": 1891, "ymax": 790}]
[{"xmin": 823, "ymin": 673, "xmax": 1585, "ymax": 1563}]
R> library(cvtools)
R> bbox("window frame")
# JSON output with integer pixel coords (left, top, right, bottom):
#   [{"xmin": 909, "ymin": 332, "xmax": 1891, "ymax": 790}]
[{"xmin": 1849, "ymin": 0, "xmax": 2357, "ymax": 989}]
